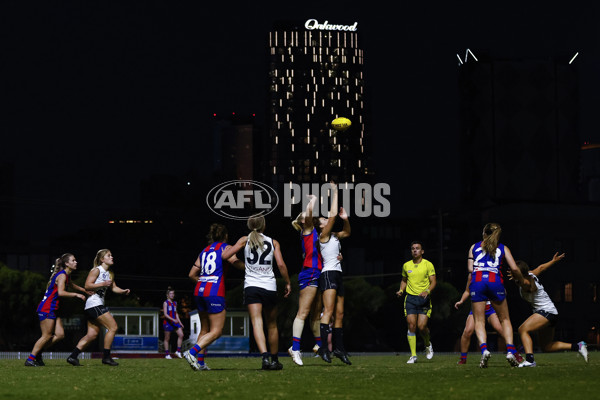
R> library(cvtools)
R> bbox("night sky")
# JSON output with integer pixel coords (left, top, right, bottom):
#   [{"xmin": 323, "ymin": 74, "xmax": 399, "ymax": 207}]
[{"xmin": 3, "ymin": 1, "xmax": 599, "ymax": 240}]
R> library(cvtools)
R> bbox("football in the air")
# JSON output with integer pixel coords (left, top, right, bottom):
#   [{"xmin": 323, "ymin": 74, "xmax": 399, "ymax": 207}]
[{"xmin": 331, "ymin": 117, "xmax": 351, "ymax": 131}]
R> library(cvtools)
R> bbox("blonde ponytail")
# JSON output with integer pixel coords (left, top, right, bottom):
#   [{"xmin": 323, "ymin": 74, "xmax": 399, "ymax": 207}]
[
  {"xmin": 482, "ymin": 223, "xmax": 502, "ymax": 255},
  {"xmin": 247, "ymin": 215, "xmax": 266, "ymax": 250},
  {"xmin": 291, "ymin": 212, "xmax": 304, "ymax": 232}
]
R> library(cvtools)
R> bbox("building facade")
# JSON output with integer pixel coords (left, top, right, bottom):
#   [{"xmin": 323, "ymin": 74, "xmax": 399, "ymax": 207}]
[
  {"xmin": 267, "ymin": 19, "xmax": 370, "ymax": 188},
  {"xmin": 458, "ymin": 56, "xmax": 581, "ymax": 205}
]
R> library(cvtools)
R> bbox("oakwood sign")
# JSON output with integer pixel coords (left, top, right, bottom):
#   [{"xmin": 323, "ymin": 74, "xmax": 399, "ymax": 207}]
[{"xmin": 304, "ymin": 19, "xmax": 358, "ymax": 32}]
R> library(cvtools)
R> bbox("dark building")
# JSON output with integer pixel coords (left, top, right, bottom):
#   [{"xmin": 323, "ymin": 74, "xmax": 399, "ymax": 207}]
[
  {"xmin": 581, "ymin": 143, "xmax": 600, "ymax": 202},
  {"xmin": 213, "ymin": 115, "xmax": 259, "ymax": 181},
  {"xmin": 458, "ymin": 55, "xmax": 581, "ymax": 205},
  {"xmin": 266, "ymin": 19, "xmax": 371, "ymax": 188},
  {"xmin": 457, "ymin": 53, "xmax": 600, "ymax": 346},
  {"xmin": 0, "ymin": 161, "xmax": 15, "ymax": 242}
]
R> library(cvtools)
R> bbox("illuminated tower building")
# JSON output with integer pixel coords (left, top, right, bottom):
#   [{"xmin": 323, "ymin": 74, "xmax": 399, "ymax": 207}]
[{"xmin": 267, "ymin": 19, "xmax": 370, "ymax": 187}]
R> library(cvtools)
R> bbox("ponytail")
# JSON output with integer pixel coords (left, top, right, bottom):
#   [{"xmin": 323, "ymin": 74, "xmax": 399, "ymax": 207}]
[
  {"xmin": 247, "ymin": 215, "xmax": 265, "ymax": 250},
  {"xmin": 482, "ymin": 223, "xmax": 502, "ymax": 255},
  {"xmin": 291, "ymin": 212, "xmax": 304, "ymax": 232},
  {"xmin": 206, "ymin": 223, "xmax": 228, "ymax": 243},
  {"xmin": 46, "ymin": 253, "xmax": 73, "ymax": 290}
]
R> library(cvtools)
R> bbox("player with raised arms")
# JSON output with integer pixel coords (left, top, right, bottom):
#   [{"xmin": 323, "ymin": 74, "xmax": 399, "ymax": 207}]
[
  {"xmin": 288, "ymin": 194, "xmax": 324, "ymax": 366},
  {"xmin": 512, "ymin": 253, "xmax": 588, "ymax": 367},
  {"xmin": 317, "ymin": 182, "xmax": 352, "ymax": 365}
]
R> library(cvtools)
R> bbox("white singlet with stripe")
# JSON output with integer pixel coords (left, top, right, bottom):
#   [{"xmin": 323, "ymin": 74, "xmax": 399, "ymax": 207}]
[
  {"xmin": 320, "ymin": 234, "xmax": 342, "ymax": 273},
  {"xmin": 519, "ymin": 272, "xmax": 558, "ymax": 314},
  {"xmin": 85, "ymin": 266, "xmax": 111, "ymax": 310},
  {"xmin": 244, "ymin": 233, "xmax": 276, "ymax": 291}
]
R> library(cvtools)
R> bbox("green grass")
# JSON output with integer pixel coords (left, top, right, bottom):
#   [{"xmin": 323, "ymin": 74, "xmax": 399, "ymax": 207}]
[{"xmin": 1, "ymin": 352, "xmax": 598, "ymax": 400}]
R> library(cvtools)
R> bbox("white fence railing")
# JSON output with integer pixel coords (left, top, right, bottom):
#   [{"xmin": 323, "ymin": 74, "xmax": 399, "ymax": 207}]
[{"xmin": 0, "ymin": 352, "xmax": 91, "ymax": 360}]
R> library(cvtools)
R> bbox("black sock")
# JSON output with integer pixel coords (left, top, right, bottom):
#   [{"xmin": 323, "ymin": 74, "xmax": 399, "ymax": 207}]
[
  {"xmin": 271, "ymin": 354, "xmax": 279, "ymax": 362},
  {"xmin": 103, "ymin": 349, "xmax": 111, "ymax": 359},
  {"xmin": 526, "ymin": 353, "xmax": 534, "ymax": 363},
  {"xmin": 571, "ymin": 343, "xmax": 578, "ymax": 351},
  {"xmin": 333, "ymin": 328, "xmax": 345, "ymax": 352},
  {"xmin": 70, "ymin": 348, "xmax": 82, "ymax": 359},
  {"xmin": 261, "ymin": 352, "xmax": 269, "ymax": 361},
  {"xmin": 320, "ymin": 323, "xmax": 330, "ymax": 350}
]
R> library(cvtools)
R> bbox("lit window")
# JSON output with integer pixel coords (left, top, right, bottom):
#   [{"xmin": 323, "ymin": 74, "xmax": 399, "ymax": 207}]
[{"xmin": 564, "ymin": 283, "xmax": 573, "ymax": 302}]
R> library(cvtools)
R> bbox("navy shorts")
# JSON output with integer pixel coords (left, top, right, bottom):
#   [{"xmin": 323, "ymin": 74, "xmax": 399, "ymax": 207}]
[
  {"xmin": 163, "ymin": 321, "xmax": 182, "ymax": 332},
  {"xmin": 404, "ymin": 294, "xmax": 432, "ymax": 317},
  {"xmin": 84, "ymin": 305, "xmax": 109, "ymax": 320},
  {"xmin": 298, "ymin": 267, "xmax": 320, "ymax": 290},
  {"xmin": 319, "ymin": 270, "xmax": 344, "ymax": 296},
  {"xmin": 470, "ymin": 280, "xmax": 506, "ymax": 302},
  {"xmin": 195, "ymin": 295, "xmax": 226, "ymax": 314},
  {"xmin": 38, "ymin": 311, "xmax": 57, "ymax": 321},
  {"xmin": 536, "ymin": 310, "xmax": 559, "ymax": 327},
  {"xmin": 244, "ymin": 286, "xmax": 277, "ymax": 307}
]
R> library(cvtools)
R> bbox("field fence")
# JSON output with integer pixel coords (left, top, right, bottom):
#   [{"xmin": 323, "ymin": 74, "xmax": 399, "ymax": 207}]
[{"xmin": 0, "ymin": 352, "xmax": 91, "ymax": 360}]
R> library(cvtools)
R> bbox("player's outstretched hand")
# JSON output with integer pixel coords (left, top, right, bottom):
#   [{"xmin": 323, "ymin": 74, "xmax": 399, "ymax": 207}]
[{"xmin": 339, "ymin": 207, "xmax": 348, "ymax": 220}]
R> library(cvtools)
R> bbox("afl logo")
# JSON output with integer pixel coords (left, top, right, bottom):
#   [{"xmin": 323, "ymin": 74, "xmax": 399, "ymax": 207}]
[{"xmin": 206, "ymin": 180, "xmax": 279, "ymax": 221}]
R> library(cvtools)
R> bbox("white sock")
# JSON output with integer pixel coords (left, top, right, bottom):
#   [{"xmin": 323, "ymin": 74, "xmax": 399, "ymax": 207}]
[{"xmin": 293, "ymin": 318, "xmax": 305, "ymax": 339}]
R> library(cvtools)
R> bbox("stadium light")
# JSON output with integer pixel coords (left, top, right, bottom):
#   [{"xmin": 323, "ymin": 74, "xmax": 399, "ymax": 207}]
[
  {"xmin": 465, "ymin": 48, "xmax": 478, "ymax": 62},
  {"xmin": 569, "ymin": 52, "xmax": 579, "ymax": 64}
]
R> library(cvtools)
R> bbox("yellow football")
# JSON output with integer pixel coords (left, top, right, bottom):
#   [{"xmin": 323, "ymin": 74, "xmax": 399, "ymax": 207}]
[{"xmin": 331, "ymin": 117, "xmax": 351, "ymax": 131}]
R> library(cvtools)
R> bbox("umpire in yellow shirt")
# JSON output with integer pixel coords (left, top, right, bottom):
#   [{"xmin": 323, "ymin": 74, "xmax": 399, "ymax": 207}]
[{"xmin": 396, "ymin": 241, "xmax": 436, "ymax": 363}]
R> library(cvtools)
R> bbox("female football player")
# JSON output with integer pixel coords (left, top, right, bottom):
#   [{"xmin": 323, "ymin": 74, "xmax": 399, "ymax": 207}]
[
  {"xmin": 162, "ymin": 287, "xmax": 184, "ymax": 359},
  {"xmin": 317, "ymin": 182, "xmax": 352, "ymax": 365},
  {"xmin": 223, "ymin": 215, "xmax": 292, "ymax": 370},
  {"xmin": 183, "ymin": 223, "xmax": 243, "ymax": 371},
  {"xmin": 466, "ymin": 223, "xmax": 524, "ymax": 368},
  {"xmin": 288, "ymin": 194, "xmax": 323, "ymax": 366},
  {"xmin": 513, "ymin": 253, "xmax": 588, "ymax": 367},
  {"xmin": 26, "ymin": 253, "xmax": 88, "ymax": 367},
  {"xmin": 66, "ymin": 249, "xmax": 130, "ymax": 366}
]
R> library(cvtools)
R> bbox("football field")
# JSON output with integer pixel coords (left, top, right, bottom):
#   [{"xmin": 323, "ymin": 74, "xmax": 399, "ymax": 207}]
[{"xmin": 1, "ymin": 352, "xmax": 597, "ymax": 400}]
